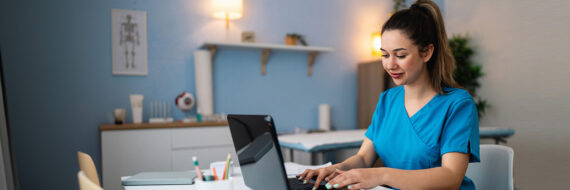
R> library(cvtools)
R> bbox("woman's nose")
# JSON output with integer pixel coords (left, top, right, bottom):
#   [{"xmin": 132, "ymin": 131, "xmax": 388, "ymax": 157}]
[{"xmin": 383, "ymin": 57, "xmax": 397, "ymax": 70}]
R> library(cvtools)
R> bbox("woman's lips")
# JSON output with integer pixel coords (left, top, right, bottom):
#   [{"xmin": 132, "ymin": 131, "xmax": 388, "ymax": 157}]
[{"xmin": 390, "ymin": 72, "xmax": 404, "ymax": 79}]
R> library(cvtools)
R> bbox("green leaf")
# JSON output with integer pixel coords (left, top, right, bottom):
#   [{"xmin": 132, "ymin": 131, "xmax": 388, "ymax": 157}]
[{"xmin": 450, "ymin": 34, "xmax": 489, "ymax": 118}]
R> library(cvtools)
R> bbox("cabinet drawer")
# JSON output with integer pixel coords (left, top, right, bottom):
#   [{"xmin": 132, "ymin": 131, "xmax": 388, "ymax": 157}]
[{"xmin": 171, "ymin": 126, "xmax": 234, "ymax": 149}]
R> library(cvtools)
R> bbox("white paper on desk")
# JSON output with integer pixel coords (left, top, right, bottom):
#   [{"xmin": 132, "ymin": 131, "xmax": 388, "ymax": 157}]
[{"xmin": 284, "ymin": 162, "xmax": 332, "ymax": 177}]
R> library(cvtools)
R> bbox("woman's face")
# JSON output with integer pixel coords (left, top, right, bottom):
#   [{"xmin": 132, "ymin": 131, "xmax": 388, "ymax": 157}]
[{"xmin": 381, "ymin": 29, "xmax": 433, "ymax": 86}]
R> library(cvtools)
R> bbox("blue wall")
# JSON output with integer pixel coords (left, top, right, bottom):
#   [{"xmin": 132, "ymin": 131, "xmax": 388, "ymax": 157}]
[{"xmin": 0, "ymin": 0, "xmax": 439, "ymax": 189}]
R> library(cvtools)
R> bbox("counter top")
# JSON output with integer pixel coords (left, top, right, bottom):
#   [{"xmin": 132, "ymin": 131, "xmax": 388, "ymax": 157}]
[{"xmin": 99, "ymin": 121, "xmax": 228, "ymax": 131}]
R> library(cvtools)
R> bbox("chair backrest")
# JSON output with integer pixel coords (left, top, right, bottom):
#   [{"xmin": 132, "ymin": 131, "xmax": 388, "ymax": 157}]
[
  {"xmin": 78, "ymin": 171, "xmax": 103, "ymax": 190},
  {"xmin": 77, "ymin": 151, "xmax": 101, "ymax": 187},
  {"xmin": 465, "ymin": 144, "xmax": 514, "ymax": 190}
]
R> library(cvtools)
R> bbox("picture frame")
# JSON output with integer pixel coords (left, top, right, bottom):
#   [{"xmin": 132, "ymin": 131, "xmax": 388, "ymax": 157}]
[{"xmin": 111, "ymin": 9, "xmax": 148, "ymax": 76}]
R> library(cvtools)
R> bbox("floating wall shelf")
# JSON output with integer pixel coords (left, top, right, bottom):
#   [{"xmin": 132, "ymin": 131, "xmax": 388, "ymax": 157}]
[{"xmin": 201, "ymin": 41, "xmax": 333, "ymax": 76}]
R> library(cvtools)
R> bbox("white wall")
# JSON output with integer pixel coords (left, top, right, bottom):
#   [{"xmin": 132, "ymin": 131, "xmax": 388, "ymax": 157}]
[{"xmin": 445, "ymin": 0, "xmax": 570, "ymax": 189}]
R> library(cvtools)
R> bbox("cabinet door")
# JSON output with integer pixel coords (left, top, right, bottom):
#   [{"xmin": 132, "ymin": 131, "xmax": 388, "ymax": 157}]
[
  {"xmin": 171, "ymin": 127, "xmax": 238, "ymax": 170},
  {"xmin": 172, "ymin": 146, "xmax": 238, "ymax": 171},
  {"xmin": 101, "ymin": 129, "xmax": 172, "ymax": 190}
]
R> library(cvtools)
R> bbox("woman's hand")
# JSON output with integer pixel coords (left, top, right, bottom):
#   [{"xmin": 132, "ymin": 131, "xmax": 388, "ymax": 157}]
[
  {"xmin": 326, "ymin": 168, "xmax": 384, "ymax": 189},
  {"xmin": 297, "ymin": 166, "xmax": 340, "ymax": 190}
]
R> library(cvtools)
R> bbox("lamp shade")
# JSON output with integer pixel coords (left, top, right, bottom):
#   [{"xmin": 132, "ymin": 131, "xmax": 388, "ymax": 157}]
[{"xmin": 212, "ymin": 0, "xmax": 243, "ymax": 20}]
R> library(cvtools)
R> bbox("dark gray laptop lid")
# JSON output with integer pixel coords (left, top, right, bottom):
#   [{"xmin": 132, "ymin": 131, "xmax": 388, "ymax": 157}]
[{"xmin": 227, "ymin": 114, "xmax": 290, "ymax": 190}]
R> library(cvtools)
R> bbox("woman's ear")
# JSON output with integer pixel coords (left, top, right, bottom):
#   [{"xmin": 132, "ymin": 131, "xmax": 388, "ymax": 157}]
[{"xmin": 421, "ymin": 44, "xmax": 435, "ymax": 63}]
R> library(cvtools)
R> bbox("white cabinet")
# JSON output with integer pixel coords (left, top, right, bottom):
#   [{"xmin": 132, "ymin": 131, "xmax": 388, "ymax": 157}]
[{"xmin": 101, "ymin": 124, "xmax": 237, "ymax": 190}]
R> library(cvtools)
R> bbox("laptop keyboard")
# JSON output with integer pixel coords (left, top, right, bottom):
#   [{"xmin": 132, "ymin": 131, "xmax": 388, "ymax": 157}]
[{"xmin": 287, "ymin": 178, "xmax": 328, "ymax": 190}]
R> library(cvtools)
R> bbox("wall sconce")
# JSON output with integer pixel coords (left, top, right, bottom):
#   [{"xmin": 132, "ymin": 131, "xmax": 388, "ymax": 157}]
[
  {"xmin": 371, "ymin": 31, "xmax": 382, "ymax": 56},
  {"xmin": 212, "ymin": 0, "xmax": 243, "ymax": 30}
]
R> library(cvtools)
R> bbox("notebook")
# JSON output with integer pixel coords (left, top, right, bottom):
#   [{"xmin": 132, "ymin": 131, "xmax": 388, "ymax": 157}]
[{"xmin": 121, "ymin": 171, "xmax": 195, "ymax": 186}]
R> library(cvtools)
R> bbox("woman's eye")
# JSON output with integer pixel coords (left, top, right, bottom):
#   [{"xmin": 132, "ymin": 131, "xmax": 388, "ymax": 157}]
[
  {"xmin": 396, "ymin": 55, "xmax": 406, "ymax": 59},
  {"xmin": 381, "ymin": 54, "xmax": 389, "ymax": 58}
]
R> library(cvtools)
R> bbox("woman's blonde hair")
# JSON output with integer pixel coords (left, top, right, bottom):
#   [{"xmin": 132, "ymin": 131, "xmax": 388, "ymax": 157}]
[{"xmin": 382, "ymin": 0, "xmax": 459, "ymax": 94}]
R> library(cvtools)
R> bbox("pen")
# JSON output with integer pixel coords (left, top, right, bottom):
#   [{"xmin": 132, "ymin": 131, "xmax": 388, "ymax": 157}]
[
  {"xmin": 192, "ymin": 156, "xmax": 204, "ymax": 181},
  {"xmin": 212, "ymin": 166, "xmax": 218, "ymax": 181},
  {"xmin": 222, "ymin": 153, "xmax": 231, "ymax": 180}
]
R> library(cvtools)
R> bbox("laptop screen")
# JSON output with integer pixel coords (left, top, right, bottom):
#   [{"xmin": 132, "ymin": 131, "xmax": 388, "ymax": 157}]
[{"xmin": 227, "ymin": 114, "xmax": 289, "ymax": 190}]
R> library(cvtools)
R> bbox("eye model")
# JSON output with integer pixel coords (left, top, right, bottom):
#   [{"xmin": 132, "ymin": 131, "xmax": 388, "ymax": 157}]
[{"xmin": 175, "ymin": 91, "xmax": 195, "ymax": 112}]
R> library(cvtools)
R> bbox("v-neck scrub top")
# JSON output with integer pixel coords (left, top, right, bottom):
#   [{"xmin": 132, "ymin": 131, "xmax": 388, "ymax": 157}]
[{"xmin": 365, "ymin": 86, "xmax": 480, "ymax": 190}]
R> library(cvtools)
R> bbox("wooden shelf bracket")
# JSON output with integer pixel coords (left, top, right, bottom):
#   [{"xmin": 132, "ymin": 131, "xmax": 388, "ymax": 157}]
[
  {"xmin": 200, "ymin": 41, "xmax": 332, "ymax": 77},
  {"xmin": 208, "ymin": 45, "xmax": 217, "ymax": 62},
  {"xmin": 308, "ymin": 51, "xmax": 319, "ymax": 76},
  {"xmin": 261, "ymin": 49, "xmax": 271, "ymax": 75}
]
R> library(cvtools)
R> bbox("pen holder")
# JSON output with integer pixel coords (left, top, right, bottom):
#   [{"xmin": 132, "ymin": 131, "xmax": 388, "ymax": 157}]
[
  {"xmin": 195, "ymin": 178, "xmax": 233, "ymax": 190},
  {"xmin": 210, "ymin": 161, "xmax": 234, "ymax": 177}
]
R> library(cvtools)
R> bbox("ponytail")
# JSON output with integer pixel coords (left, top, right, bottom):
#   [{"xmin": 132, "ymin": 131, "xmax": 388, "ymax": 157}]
[{"xmin": 382, "ymin": 0, "xmax": 459, "ymax": 94}]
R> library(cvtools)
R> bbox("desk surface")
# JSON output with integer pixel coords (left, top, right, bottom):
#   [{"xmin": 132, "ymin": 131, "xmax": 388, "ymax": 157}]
[
  {"xmin": 279, "ymin": 127, "xmax": 516, "ymax": 152},
  {"xmin": 122, "ymin": 176, "xmax": 250, "ymax": 190},
  {"xmin": 122, "ymin": 171, "xmax": 390, "ymax": 190},
  {"xmin": 279, "ymin": 130, "xmax": 366, "ymax": 152},
  {"xmin": 479, "ymin": 127, "xmax": 515, "ymax": 138},
  {"xmin": 99, "ymin": 121, "xmax": 228, "ymax": 131}
]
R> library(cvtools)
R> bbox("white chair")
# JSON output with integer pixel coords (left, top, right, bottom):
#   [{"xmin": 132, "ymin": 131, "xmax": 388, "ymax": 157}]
[
  {"xmin": 465, "ymin": 144, "xmax": 514, "ymax": 190},
  {"xmin": 78, "ymin": 171, "xmax": 103, "ymax": 190}
]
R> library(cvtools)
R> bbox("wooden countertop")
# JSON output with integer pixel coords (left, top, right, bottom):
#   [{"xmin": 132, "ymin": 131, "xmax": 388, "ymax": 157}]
[{"xmin": 99, "ymin": 121, "xmax": 228, "ymax": 131}]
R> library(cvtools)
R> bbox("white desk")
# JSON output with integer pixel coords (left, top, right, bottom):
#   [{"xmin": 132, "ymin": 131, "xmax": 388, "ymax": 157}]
[
  {"xmin": 122, "ymin": 176, "xmax": 250, "ymax": 190},
  {"xmin": 279, "ymin": 130, "xmax": 366, "ymax": 165},
  {"xmin": 121, "ymin": 167, "xmax": 390, "ymax": 190},
  {"xmin": 278, "ymin": 127, "xmax": 516, "ymax": 164}
]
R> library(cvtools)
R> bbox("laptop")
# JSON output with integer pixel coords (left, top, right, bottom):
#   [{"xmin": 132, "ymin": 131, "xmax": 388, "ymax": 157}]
[{"xmin": 227, "ymin": 114, "xmax": 328, "ymax": 190}]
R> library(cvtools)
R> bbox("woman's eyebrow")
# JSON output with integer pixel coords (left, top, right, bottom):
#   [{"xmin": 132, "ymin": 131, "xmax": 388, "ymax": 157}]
[
  {"xmin": 393, "ymin": 48, "xmax": 407, "ymax": 52},
  {"xmin": 380, "ymin": 48, "xmax": 407, "ymax": 52}
]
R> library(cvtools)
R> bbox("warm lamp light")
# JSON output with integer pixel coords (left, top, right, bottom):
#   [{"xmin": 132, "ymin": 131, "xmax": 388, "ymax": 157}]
[
  {"xmin": 212, "ymin": 0, "xmax": 243, "ymax": 30},
  {"xmin": 371, "ymin": 32, "xmax": 382, "ymax": 56}
]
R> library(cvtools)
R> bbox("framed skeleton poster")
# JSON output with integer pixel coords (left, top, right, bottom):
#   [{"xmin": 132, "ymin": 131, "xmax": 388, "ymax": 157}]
[{"xmin": 111, "ymin": 9, "xmax": 148, "ymax": 76}]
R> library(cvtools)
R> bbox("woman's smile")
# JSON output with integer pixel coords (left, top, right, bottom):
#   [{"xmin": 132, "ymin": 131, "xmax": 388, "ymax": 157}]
[{"xmin": 389, "ymin": 72, "xmax": 404, "ymax": 79}]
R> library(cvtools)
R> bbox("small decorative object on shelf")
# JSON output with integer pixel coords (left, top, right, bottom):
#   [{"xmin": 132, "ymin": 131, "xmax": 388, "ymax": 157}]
[
  {"xmin": 241, "ymin": 31, "xmax": 255, "ymax": 43},
  {"xmin": 149, "ymin": 100, "xmax": 174, "ymax": 123},
  {"xmin": 175, "ymin": 91, "xmax": 195, "ymax": 112},
  {"xmin": 285, "ymin": 33, "xmax": 308, "ymax": 46},
  {"xmin": 130, "ymin": 94, "xmax": 144, "ymax": 123},
  {"xmin": 113, "ymin": 108, "xmax": 126, "ymax": 124}
]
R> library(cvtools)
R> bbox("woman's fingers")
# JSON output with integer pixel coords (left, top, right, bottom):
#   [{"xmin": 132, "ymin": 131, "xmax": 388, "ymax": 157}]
[
  {"xmin": 346, "ymin": 183, "xmax": 362, "ymax": 190},
  {"xmin": 303, "ymin": 169, "xmax": 319, "ymax": 184},
  {"xmin": 326, "ymin": 171, "xmax": 358, "ymax": 189},
  {"xmin": 325, "ymin": 168, "xmax": 344, "ymax": 182},
  {"xmin": 325, "ymin": 171, "xmax": 335, "ymax": 182},
  {"xmin": 313, "ymin": 170, "xmax": 327, "ymax": 190},
  {"xmin": 297, "ymin": 169, "xmax": 310, "ymax": 180}
]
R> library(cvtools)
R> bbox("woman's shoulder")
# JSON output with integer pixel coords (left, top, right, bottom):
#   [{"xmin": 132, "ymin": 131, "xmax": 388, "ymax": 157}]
[
  {"xmin": 384, "ymin": 86, "xmax": 404, "ymax": 95},
  {"xmin": 441, "ymin": 87, "xmax": 475, "ymax": 104},
  {"xmin": 380, "ymin": 86, "xmax": 404, "ymax": 99}
]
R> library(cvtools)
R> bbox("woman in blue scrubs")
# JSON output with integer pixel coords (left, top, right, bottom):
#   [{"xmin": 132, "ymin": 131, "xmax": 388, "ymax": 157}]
[{"xmin": 298, "ymin": 0, "xmax": 480, "ymax": 189}]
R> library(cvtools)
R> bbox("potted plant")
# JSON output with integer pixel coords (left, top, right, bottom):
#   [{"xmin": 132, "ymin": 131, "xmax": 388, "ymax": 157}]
[
  {"xmin": 449, "ymin": 34, "xmax": 488, "ymax": 117},
  {"xmin": 285, "ymin": 33, "xmax": 308, "ymax": 46},
  {"xmin": 392, "ymin": 0, "xmax": 408, "ymax": 13}
]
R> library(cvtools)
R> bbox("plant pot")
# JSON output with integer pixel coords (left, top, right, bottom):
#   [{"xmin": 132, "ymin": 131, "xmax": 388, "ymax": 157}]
[{"xmin": 285, "ymin": 36, "xmax": 298, "ymax": 45}]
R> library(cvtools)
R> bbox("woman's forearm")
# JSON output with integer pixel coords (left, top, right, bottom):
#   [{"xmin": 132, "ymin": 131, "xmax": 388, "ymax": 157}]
[
  {"xmin": 379, "ymin": 153, "xmax": 469, "ymax": 190},
  {"xmin": 380, "ymin": 166, "xmax": 463, "ymax": 190},
  {"xmin": 334, "ymin": 138, "xmax": 378, "ymax": 171},
  {"xmin": 334, "ymin": 154, "xmax": 372, "ymax": 171},
  {"xmin": 325, "ymin": 153, "xmax": 469, "ymax": 190}
]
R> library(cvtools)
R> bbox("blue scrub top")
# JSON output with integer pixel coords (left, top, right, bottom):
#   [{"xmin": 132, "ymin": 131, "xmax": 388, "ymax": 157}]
[{"xmin": 365, "ymin": 86, "xmax": 480, "ymax": 190}]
